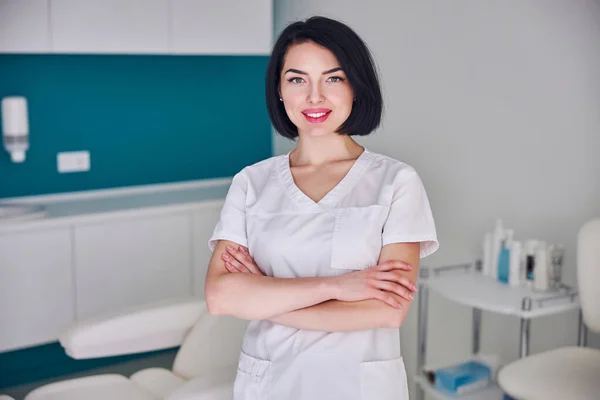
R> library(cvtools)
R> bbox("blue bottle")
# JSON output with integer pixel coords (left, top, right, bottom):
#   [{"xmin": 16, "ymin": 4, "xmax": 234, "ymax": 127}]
[
  {"xmin": 498, "ymin": 247, "xmax": 510, "ymax": 284},
  {"xmin": 497, "ymin": 229, "xmax": 514, "ymax": 284}
]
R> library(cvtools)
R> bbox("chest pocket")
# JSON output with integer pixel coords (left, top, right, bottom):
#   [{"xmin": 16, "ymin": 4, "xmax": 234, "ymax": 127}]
[{"xmin": 330, "ymin": 205, "xmax": 389, "ymax": 271}]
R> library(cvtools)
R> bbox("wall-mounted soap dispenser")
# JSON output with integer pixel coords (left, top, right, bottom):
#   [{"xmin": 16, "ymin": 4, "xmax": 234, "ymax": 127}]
[{"xmin": 1, "ymin": 96, "xmax": 29, "ymax": 163}]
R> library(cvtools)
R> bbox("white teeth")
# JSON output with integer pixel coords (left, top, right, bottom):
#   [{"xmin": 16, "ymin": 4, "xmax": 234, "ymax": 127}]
[{"xmin": 306, "ymin": 112, "xmax": 327, "ymax": 118}]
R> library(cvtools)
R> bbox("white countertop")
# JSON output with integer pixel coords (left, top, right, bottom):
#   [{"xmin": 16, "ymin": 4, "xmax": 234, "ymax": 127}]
[{"xmin": 0, "ymin": 178, "xmax": 232, "ymax": 233}]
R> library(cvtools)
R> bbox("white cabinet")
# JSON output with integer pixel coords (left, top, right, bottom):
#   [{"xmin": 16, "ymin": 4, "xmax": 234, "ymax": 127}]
[
  {"xmin": 0, "ymin": 0, "xmax": 51, "ymax": 53},
  {"xmin": 170, "ymin": 0, "xmax": 273, "ymax": 54},
  {"xmin": 192, "ymin": 204, "xmax": 222, "ymax": 297},
  {"xmin": 73, "ymin": 212, "xmax": 193, "ymax": 319},
  {"xmin": 0, "ymin": 228, "xmax": 74, "ymax": 352},
  {"xmin": 1, "ymin": 0, "xmax": 272, "ymax": 54},
  {"xmin": 50, "ymin": 0, "xmax": 170, "ymax": 54},
  {"xmin": 0, "ymin": 189, "xmax": 225, "ymax": 352}
]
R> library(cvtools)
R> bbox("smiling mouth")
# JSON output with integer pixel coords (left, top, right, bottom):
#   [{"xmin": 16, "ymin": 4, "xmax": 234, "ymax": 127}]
[{"xmin": 302, "ymin": 110, "xmax": 332, "ymax": 123}]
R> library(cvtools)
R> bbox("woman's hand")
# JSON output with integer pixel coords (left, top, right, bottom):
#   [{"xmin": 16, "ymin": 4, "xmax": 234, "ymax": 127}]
[
  {"xmin": 222, "ymin": 245, "xmax": 264, "ymax": 276},
  {"xmin": 331, "ymin": 261, "xmax": 417, "ymax": 309}
]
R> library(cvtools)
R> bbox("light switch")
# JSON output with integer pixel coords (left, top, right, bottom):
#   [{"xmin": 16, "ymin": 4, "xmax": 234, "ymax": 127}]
[{"xmin": 57, "ymin": 151, "xmax": 90, "ymax": 173}]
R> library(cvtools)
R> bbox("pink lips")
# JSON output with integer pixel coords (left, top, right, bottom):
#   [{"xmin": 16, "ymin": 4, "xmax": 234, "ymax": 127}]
[{"xmin": 302, "ymin": 108, "xmax": 332, "ymax": 124}]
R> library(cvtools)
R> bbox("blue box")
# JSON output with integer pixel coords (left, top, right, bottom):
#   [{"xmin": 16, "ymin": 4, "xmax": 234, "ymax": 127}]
[{"xmin": 428, "ymin": 360, "xmax": 492, "ymax": 396}]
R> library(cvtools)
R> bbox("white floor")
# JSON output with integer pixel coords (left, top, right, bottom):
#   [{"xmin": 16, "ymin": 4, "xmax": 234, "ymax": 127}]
[{"xmin": 1, "ymin": 350, "xmax": 178, "ymax": 400}]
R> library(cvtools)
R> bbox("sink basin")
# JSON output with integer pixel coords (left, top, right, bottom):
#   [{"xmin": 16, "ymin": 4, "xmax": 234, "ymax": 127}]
[{"xmin": 0, "ymin": 203, "xmax": 48, "ymax": 223}]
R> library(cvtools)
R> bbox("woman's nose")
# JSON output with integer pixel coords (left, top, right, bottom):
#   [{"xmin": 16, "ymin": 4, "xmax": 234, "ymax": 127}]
[{"xmin": 307, "ymin": 83, "xmax": 324, "ymax": 104}]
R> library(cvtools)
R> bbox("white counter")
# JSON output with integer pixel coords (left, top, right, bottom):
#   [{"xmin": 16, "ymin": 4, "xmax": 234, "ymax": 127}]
[
  {"xmin": 0, "ymin": 178, "xmax": 231, "ymax": 352},
  {"xmin": 0, "ymin": 178, "xmax": 232, "ymax": 233}
]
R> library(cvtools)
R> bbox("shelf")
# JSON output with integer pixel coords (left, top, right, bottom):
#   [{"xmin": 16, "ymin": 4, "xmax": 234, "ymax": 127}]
[
  {"xmin": 415, "ymin": 375, "xmax": 504, "ymax": 400},
  {"xmin": 420, "ymin": 263, "xmax": 579, "ymax": 319}
]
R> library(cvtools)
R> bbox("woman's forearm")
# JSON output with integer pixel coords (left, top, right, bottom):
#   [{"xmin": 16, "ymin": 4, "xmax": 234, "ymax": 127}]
[
  {"xmin": 206, "ymin": 273, "xmax": 338, "ymax": 320},
  {"xmin": 268, "ymin": 295, "xmax": 411, "ymax": 332},
  {"xmin": 272, "ymin": 241, "xmax": 419, "ymax": 333}
]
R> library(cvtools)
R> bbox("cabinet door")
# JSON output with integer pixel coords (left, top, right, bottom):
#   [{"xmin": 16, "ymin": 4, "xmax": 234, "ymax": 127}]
[
  {"xmin": 170, "ymin": 0, "xmax": 272, "ymax": 54},
  {"xmin": 50, "ymin": 0, "xmax": 169, "ymax": 54},
  {"xmin": 192, "ymin": 204, "xmax": 222, "ymax": 297},
  {"xmin": 74, "ymin": 213, "xmax": 192, "ymax": 319},
  {"xmin": 0, "ymin": 0, "xmax": 51, "ymax": 53},
  {"xmin": 0, "ymin": 228, "xmax": 74, "ymax": 352}
]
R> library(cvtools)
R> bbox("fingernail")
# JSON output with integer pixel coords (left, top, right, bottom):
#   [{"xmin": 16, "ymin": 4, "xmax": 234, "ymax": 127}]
[
  {"xmin": 396, "ymin": 303, "xmax": 402, "ymax": 309},
  {"xmin": 226, "ymin": 246, "xmax": 233, "ymax": 251},
  {"xmin": 239, "ymin": 246, "xmax": 246, "ymax": 253},
  {"xmin": 408, "ymin": 294, "xmax": 414, "ymax": 300},
  {"xmin": 413, "ymin": 286, "xmax": 418, "ymax": 291},
  {"xmin": 222, "ymin": 253, "xmax": 230, "ymax": 260}
]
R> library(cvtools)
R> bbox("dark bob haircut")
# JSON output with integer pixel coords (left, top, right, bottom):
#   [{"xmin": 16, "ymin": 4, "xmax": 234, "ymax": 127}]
[{"xmin": 266, "ymin": 16, "xmax": 384, "ymax": 140}]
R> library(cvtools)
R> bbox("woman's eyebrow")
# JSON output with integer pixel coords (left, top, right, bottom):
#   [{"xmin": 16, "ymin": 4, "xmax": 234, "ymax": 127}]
[{"xmin": 284, "ymin": 67, "xmax": 343, "ymax": 75}]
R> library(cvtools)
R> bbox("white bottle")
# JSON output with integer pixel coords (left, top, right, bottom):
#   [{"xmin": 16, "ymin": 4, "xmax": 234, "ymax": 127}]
[
  {"xmin": 509, "ymin": 241, "xmax": 523, "ymax": 287},
  {"xmin": 1, "ymin": 96, "xmax": 29, "ymax": 163},
  {"xmin": 491, "ymin": 219, "xmax": 505, "ymax": 280},
  {"xmin": 504, "ymin": 229, "xmax": 514, "ymax": 247},
  {"xmin": 482, "ymin": 232, "xmax": 493, "ymax": 276},
  {"xmin": 533, "ymin": 242, "xmax": 549, "ymax": 291}
]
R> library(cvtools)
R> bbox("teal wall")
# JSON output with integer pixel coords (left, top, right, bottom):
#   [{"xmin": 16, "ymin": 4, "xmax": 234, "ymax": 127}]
[
  {"xmin": 0, "ymin": 55, "xmax": 272, "ymax": 198},
  {"xmin": 0, "ymin": 54, "xmax": 272, "ymax": 390},
  {"xmin": 0, "ymin": 341, "xmax": 178, "ymax": 390}
]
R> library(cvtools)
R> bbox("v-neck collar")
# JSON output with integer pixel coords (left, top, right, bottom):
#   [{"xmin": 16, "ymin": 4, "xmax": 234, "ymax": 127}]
[{"xmin": 278, "ymin": 148, "xmax": 372, "ymax": 209}]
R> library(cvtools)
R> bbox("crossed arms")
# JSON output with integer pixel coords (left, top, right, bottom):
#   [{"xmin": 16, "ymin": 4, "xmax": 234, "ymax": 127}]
[{"xmin": 205, "ymin": 240, "xmax": 420, "ymax": 332}]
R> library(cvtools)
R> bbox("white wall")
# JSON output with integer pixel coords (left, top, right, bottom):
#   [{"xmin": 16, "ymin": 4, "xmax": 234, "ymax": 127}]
[{"xmin": 274, "ymin": 0, "xmax": 600, "ymax": 396}]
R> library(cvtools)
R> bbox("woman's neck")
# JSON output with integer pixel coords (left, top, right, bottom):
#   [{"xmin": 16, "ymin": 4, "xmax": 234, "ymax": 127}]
[{"xmin": 290, "ymin": 135, "xmax": 364, "ymax": 167}]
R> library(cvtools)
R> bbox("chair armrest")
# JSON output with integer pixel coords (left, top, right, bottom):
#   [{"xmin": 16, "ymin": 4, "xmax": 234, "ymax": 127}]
[{"xmin": 59, "ymin": 297, "xmax": 207, "ymax": 359}]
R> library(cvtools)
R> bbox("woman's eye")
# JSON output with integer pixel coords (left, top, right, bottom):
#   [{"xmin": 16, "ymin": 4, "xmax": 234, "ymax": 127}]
[
  {"xmin": 327, "ymin": 76, "xmax": 345, "ymax": 82},
  {"xmin": 288, "ymin": 77, "xmax": 304, "ymax": 84}
]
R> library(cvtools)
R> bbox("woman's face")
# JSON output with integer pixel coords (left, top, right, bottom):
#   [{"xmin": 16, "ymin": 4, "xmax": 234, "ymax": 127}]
[{"xmin": 279, "ymin": 41, "xmax": 354, "ymax": 137}]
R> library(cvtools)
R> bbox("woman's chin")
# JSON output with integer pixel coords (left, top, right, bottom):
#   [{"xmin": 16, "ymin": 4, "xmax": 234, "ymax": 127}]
[{"xmin": 299, "ymin": 125, "xmax": 338, "ymax": 138}]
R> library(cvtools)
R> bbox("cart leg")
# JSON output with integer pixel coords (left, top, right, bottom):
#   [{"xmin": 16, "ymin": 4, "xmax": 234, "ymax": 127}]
[
  {"xmin": 472, "ymin": 308, "xmax": 482, "ymax": 355},
  {"xmin": 519, "ymin": 318, "xmax": 530, "ymax": 357},
  {"xmin": 416, "ymin": 285, "xmax": 429, "ymax": 400},
  {"xmin": 578, "ymin": 309, "xmax": 587, "ymax": 347}
]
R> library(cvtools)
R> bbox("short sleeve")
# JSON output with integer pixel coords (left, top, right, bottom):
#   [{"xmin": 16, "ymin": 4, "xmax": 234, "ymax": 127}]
[
  {"xmin": 382, "ymin": 167, "xmax": 439, "ymax": 258},
  {"xmin": 207, "ymin": 170, "xmax": 249, "ymax": 252}
]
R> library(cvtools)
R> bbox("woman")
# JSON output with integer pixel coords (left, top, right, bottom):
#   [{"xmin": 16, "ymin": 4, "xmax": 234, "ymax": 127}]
[{"xmin": 205, "ymin": 16, "xmax": 438, "ymax": 400}]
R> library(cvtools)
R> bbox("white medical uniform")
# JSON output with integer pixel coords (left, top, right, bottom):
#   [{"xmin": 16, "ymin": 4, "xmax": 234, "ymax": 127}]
[{"xmin": 208, "ymin": 148, "xmax": 438, "ymax": 400}]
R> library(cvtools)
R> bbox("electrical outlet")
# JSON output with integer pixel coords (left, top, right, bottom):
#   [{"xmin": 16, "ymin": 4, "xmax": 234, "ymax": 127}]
[{"xmin": 57, "ymin": 151, "xmax": 90, "ymax": 173}]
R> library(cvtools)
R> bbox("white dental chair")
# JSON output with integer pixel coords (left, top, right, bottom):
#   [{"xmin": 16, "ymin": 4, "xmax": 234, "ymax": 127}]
[
  {"xmin": 21, "ymin": 297, "xmax": 247, "ymax": 400},
  {"xmin": 498, "ymin": 218, "xmax": 600, "ymax": 400}
]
